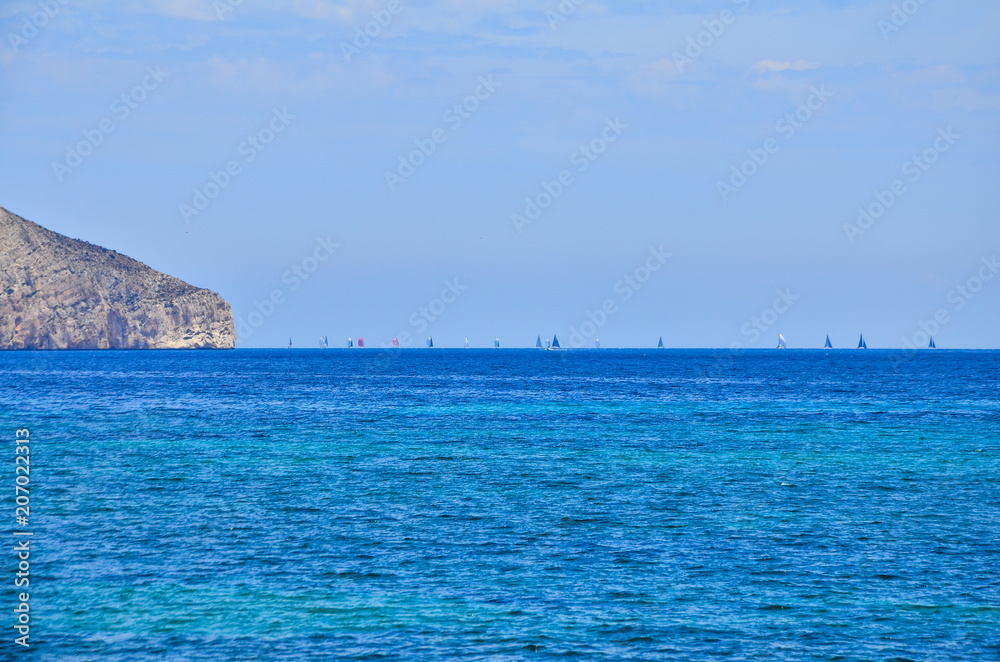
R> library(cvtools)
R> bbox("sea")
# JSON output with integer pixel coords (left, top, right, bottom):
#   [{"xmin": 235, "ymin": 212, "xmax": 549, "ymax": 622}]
[{"xmin": 1, "ymin": 349, "xmax": 998, "ymax": 661}]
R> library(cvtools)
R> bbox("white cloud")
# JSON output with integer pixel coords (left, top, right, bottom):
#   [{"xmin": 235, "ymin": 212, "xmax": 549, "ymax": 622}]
[{"xmin": 752, "ymin": 60, "xmax": 819, "ymax": 74}]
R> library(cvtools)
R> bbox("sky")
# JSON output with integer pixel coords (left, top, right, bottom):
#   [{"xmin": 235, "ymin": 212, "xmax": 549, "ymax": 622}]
[{"xmin": 1, "ymin": 0, "xmax": 998, "ymax": 349}]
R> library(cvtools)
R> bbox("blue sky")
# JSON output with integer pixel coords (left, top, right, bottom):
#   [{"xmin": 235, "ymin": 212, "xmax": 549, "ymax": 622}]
[{"xmin": 2, "ymin": 0, "xmax": 998, "ymax": 348}]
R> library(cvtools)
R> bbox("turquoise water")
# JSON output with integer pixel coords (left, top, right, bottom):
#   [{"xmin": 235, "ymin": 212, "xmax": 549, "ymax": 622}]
[{"xmin": 2, "ymin": 349, "xmax": 998, "ymax": 660}]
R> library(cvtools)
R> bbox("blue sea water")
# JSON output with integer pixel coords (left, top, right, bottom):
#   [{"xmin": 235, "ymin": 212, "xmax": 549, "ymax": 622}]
[{"xmin": 1, "ymin": 349, "xmax": 998, "ymax": 661}]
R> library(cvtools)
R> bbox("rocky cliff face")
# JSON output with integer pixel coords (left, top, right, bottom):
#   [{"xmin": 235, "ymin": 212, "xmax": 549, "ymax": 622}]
[{"xmin": 0, "ymin": 206, "xmax": 235, "ymax": 349}]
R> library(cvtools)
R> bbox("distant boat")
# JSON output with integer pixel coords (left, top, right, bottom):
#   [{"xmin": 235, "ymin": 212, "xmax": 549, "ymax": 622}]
[
  {"xmin": 392, "ymin": 337, "xmax": 399, "ymax": 348},
  {"xmin": 288, "ymin": 337, "xmax": 293, "ymax": 349},
  {"xmin": 358, "ymin": 337, "xmax": 364, "ymax": 348},
  {"xmin": 319, "ymin": 336, "xmax": 328, "ymax": 349},
  {"xmin": 347, "ymin": 337, "xmax": 353, "ymax": 348},
  {"xmin": 777, "ymin": 334, "xmax": 787, "ymax": 349},
  {"xmin": 495, "ymin": 338, "xmax": 500, "ymax": 348},
  {"xmin": 465, "ymin": 337, "xmax": 469, "ymax": 348},
  {"xmin": 657, "ymin": 336, "xmax": 664, "ymax": 349},
  {"xmin": 824, "ymin": 335, "xmax": 833, "ymax": 349},
  {"xmin": 427, "ymin": 336, "xmax": 433, "ymax": 348},
  {"xmin": 536, "ymin": 335, "xmax": 543, "ymax": 349},
  {"xmin": 857, "ymin": 334, "xmax": 867, "ymax": 350},
  {"xmin": 552, "ymin": 335, "xmax": 561, "ymax": 349},
  {"xmin": 929, "ymin": 337, "xmax": 936, "ymax": 349},
  {"xmin": 595, "ymin": 339, "xmax": 600, "ymax": 348}
]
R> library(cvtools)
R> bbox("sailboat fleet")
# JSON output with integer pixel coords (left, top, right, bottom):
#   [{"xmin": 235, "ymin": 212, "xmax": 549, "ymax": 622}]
[
  {"xmin": 773, "ymin": 333, "xmax": 938, "ymax": 350},
  {"xmin": 302, "ymin": 332, "xmax": 940, "ymax": 350}
]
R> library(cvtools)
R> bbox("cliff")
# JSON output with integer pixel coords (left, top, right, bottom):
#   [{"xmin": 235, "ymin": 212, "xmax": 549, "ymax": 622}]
[{"xmin": 0, "ymin": 206, "xmax": 235, "ymax": 349}]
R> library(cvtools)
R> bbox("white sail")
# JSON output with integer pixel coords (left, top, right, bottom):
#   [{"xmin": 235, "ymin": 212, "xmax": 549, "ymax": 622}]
[{"xmin": 777, "ymin": 334, "xmax": 787, "ymax": 349}]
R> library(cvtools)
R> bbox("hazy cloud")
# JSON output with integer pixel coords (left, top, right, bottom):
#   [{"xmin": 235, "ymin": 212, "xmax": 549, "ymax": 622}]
[{"xmin": 752, "ymin": 60, "xmax": 820, "ymax": 74}]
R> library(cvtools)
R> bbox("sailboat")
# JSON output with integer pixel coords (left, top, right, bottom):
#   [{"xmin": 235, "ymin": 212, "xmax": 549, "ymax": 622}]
[
  {"xmin": 494, "ymin": 338, "xmax": 500, "ymax": 348},
  {"xmin": 929, "ymin": 337, "xmax": 936, "ymax": 349},
  {"xmin": 595, "ymin": 339, "xmax": 600, "ymax": 348},
  {"xmin": 536, "ymin": 336, "xmax": 543, "ymax": 349},
  {"xmin": 777, "ymin": 334, "xmax": 787, "ymax": 349},
  {"xmin": 824, "ymin": 335, "xmax": 833, "ymax": 349},
  {"xmin": 347, "ymin": 337, "xmax": 353, "ymax": 348},
  {"xmin": 358, "ymin": 337, "xmax": 364, "ymax": 348},
  {"xmin": 427, "ymin": 336, "xmax": 434, "ymax": 348},
  {"xmin": 392, "ymin": 337, "xmax": 399, "ymax": 348},
  {"xmin": 857, "ymin": 334, "xmax": 867, "ymax": 350},
  {"xmin": 288, "ymin": 337, "xmax": 293, "ymax": 349},
  {"xmin": 552, "ymin": 335, "xmax": 561, "ymax": 349},
  {"xmin": 657, "ymin": 337, "xmax": 664, "ymax": 349},
  {"xmin": 465, "ymin": 337, "xmax": 469, "ymax": 348}
]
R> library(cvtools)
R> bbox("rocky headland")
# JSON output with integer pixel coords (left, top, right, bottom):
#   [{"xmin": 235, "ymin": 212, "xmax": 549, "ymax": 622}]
[{"xmin": 0, "ymin": 206, "xmax": 235, "ymax": 349}]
